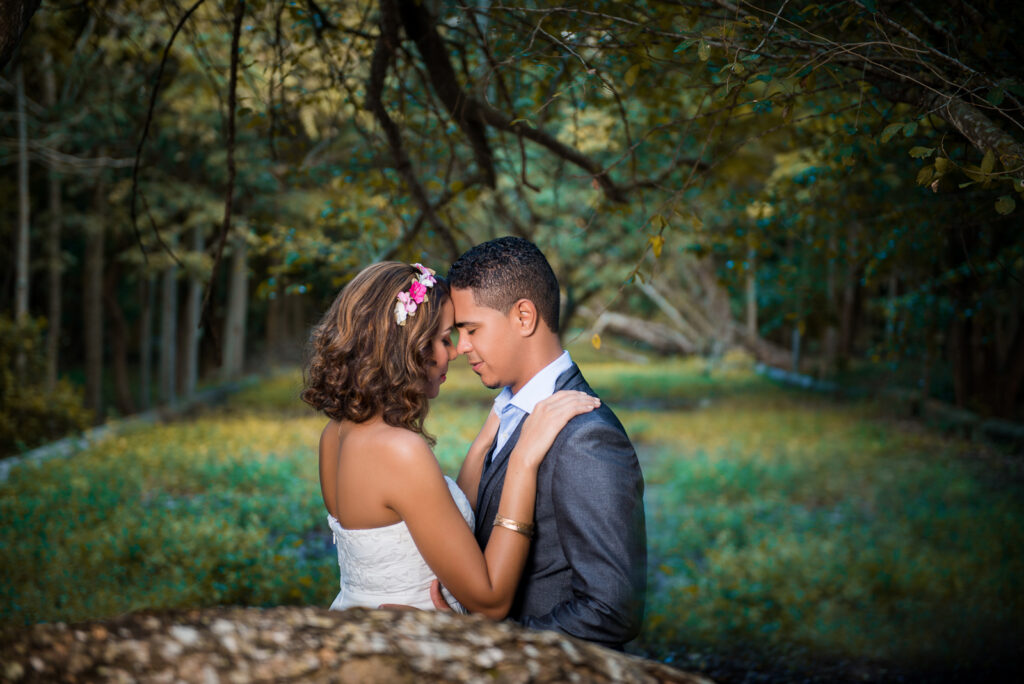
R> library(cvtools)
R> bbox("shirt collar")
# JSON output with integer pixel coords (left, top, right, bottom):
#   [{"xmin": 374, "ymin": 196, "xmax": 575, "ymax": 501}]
[{"xmin": 492, "ymin": 350, "xmax": 573, "ymax": 416}]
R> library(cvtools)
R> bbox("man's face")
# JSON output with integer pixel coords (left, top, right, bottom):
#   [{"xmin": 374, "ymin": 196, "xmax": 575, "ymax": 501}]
[{"xmin": 451, "ymin": 287, "xmax": 524, "ymax": 391}]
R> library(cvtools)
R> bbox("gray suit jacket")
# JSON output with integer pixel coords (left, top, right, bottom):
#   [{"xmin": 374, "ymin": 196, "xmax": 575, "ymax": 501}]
[{"xmin": 474, "ymin": 364, "xmax": 647, "ymax": 650}]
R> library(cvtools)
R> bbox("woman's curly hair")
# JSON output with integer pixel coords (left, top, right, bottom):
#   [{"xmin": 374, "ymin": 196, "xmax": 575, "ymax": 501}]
[{"xmin": 301, "ymin": 262, "xmax": 450, "ymax": 444}]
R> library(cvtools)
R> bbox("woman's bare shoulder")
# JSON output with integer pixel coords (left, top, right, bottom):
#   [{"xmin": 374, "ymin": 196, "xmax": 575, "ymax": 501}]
[
  {"xmin": 375, "ymin": 424, "xmax": 438, "ymax": 467},
  {"xmin": 337, "ymin": 420, "xmax": 438, "ymax": 469}
]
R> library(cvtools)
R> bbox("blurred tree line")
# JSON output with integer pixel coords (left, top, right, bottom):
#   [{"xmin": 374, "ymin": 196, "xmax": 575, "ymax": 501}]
[{"xmin": 1, "ymin": 0, "xmax": 1022, "ymax": 454}]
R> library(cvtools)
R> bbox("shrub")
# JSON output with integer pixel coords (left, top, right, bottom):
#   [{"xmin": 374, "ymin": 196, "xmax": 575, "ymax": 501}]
[{"xmin": 0, "ymin": 316, "xmax": 92, "ymax": 457}]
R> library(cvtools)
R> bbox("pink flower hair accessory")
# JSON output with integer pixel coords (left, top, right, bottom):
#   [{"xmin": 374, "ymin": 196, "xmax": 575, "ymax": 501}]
[{"xmin": 394, "ymin": 263, "xmax": 437, "ymax": 326}]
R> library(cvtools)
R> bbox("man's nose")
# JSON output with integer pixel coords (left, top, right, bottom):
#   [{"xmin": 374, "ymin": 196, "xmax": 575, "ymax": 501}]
[{"xmin": 456, "ymin": 332, "xmax": 471, "ymax": 355}]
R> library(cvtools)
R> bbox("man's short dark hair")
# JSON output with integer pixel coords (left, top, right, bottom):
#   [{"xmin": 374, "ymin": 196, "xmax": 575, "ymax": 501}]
[{"xmin": 448, "ymin": 236, "xmax": 560, "ymax": 333}]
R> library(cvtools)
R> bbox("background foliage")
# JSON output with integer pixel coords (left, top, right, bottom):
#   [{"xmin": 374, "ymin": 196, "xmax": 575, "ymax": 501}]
[{"xmin": 2, "ymin": 0, "xmax": 1023, "ymax": 453}]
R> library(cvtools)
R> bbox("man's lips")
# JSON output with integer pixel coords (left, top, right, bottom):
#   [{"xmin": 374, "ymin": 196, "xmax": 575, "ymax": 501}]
[{"xmin": 469, "ymin": 361, "xmax": 483, "ymax": 373}]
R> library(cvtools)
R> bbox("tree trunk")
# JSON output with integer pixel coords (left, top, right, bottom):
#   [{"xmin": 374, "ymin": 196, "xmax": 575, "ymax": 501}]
[
  {"xmin": 694, "ymin": 257, "xmax": 733, "ymax": 361},
  {"xmin": 221, "ymin": 235, "xmax": 248, "ymax": 380},
  {"xmin": 885, "ymin": 272, "xmax": 898, "ymax": 346},
  {"xmin": 950, "ymin": 315, "xmax": 972, "ymax": 409},
  {"xmin": 182, "ymin": 226, "xmax": 204, "ymax": 399},
  {"xmin": 160, "ymin": 243, "xmax": 179, "ymax": 405},
  {"xmin": 0, "ymin": 0, "xmax": 41, "ymax": 71},
  {"xmin": 15, "ymin": 60, "xmax": 29, "ymax": 323},
  {"xmin": 103, "ymin": 266, "xmax": 137, "ymax": 416},
  {"xmin": 83, "ymin": 189, "xmax": 105, "ymax": 422},
  {"xmin": 820, "ymin": 233, "xmax": 839, "ymax": 377},
  {"xmin": 998, "ymin": 322, "xmax": 1024, "ymax": 417},
  {"xmin": 745, "ymin": 246, "xmax": 757, "ymax": 340},
  {"xmin": 838, "ymin": 228, "xmax": 862, "ymax": 365},
  {"xmin": 43, "ymin": 51, "xmax": 62, "ymax": 391},
  {"xmin": 791, "ymin": 326, "xmax": 802, "ymax": 373},
  {"xmin": 286, "ymin": 293, "xmax": 307, "ymax": 361},
  {"xmin": 637, "ymin": 280, "xmax": 708, "ymax": 349},
  {"xmin": 587, "ymin": 308, "xmax": 697, "ymax": 355},
  {"xmin": 265, "ymin": 288, "xmax": 284, "ymax": 365},
  {"xmin": 139, "ymin": 274, "xmax": 156, "ymax": 411}
]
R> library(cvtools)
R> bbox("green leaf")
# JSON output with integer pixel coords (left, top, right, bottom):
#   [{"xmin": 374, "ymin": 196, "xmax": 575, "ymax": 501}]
[
  {"xmin": 673, "ymin": 39, "xmax": 695, "ymax": 53},
  {"xmin": 916, "ymin": 166, "xmax": 935, "ymax": 186},
  {"xmin": 934, "ymin": 157, "xmax": 952, "ymax": 174},
  {"xmin": 963, "ymin": 166, "xmax": 985, "ymax": 183},
  {"xmin": 995, "ymin": 195, "xmax": 1016, "ymax": 215},
  {"xmin": 649, "ymin": 235, "xmax": 666, "ymax": 258},
  {"xmin": 698, "ymin": 40, "xmax": 710, "ymax": 62},
  {"xmin": 880, "ymin": 123, "xmax": 903, "ymax": 143},
  {"xmin": 987, "ymin": 87, "xmax": 1005, "ymax": 106},
  {"xmin": 981, "ymin": 149, "xmax": 995, "ymax": 175},
  {"xmin": 902, "ymin": 121, "xmax": 918, "ymax": 137},
  {"xmin": 625, "ymin": 63, "xmax": 641, "ymax": 87},
  {"xmin": 909, "ymin": 147, "xmax": 935, "ymax": 159}
]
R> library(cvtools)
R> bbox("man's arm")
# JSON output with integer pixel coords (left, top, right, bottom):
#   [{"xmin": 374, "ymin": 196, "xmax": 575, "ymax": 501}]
[{"xmin": 518, "ymin": 416, "xmax": 647, "ymax": 647}]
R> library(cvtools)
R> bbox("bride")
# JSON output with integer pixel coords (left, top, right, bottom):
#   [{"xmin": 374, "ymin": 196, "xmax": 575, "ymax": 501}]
[{"xmin": 301, "ymin": 261, "xmax": 598, "ymax": 616}]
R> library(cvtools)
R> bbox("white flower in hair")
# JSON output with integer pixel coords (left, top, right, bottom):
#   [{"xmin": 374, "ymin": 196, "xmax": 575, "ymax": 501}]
[
  {"xmin": 413, "ymin": 263, "xmax": 437, "ymax": 288},
  {"xmin": 394, "ymin": 264, "xmax": 435, "ymax": 326}
]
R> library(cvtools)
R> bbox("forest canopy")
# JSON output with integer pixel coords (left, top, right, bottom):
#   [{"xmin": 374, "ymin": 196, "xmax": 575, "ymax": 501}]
[{"xmin": 1, "ymin": 0, "xmax": 1022, "ymax": 451}]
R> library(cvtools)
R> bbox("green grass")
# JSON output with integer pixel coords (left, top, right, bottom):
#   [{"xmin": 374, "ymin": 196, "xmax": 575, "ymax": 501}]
[{"xmin": 2, "ymin": 350, "xmax": 1021, "ymax": 675}]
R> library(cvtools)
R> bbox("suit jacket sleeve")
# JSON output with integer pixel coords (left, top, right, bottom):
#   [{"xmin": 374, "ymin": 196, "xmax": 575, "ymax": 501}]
[{"xmin": 518, "ymin": 414, "xmax": 647, "ymax": 646}]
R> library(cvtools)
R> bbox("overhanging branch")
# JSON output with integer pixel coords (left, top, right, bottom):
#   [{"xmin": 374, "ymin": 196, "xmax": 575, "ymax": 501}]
[
  {"xmin": 368, "ymin": 0, "xmax": 459, "ymax": 259},
  {"xmin": 872, "ymin": 74, "xmax": 1024, "ymax": 178}
]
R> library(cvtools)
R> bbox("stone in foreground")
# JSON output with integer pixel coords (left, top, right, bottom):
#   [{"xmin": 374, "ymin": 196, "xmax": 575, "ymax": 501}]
[{"xmin": 0, "ymin": 606, "xmax": 713, "ymax": 683}]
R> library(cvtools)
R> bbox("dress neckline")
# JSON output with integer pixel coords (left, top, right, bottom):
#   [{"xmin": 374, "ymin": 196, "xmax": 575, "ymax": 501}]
[{"xmin": 326, "ymin": 512, "xmax": 405, "ymax": 534}]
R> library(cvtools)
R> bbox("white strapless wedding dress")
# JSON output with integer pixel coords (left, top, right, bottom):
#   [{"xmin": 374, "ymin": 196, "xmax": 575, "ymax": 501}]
[{"xmin": 327, "ymin": 476, "xmax": 475, "ymax": 612}]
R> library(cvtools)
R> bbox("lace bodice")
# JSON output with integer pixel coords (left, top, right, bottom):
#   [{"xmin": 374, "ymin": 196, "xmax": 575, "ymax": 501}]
[{"xmin": 327, "ymin": 475, "xmax": 475, "ymax": 612}]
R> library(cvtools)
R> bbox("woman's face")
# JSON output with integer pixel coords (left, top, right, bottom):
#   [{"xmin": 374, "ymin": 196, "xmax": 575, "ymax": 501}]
[{"xmin": 424, "ymin": 298, "xmax": 457, "ymax": 399}]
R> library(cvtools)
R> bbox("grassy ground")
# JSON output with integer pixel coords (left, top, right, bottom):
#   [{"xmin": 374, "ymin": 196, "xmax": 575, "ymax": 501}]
[{"xmin": 2, "ymin": 349, "xmax": 1021, "ymax": 681}]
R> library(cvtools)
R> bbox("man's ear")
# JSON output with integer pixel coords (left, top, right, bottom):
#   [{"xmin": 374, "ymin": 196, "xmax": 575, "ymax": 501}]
[{"xmin": 509, "ymin": 298, "xmax": 539, "ymax": 336}]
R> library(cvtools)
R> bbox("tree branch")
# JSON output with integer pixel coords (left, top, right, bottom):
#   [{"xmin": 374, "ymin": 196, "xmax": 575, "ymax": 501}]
[
  {"xmin": 394, "ymin": 0, "xmax": 496, "ymax": 189},
  {"xmin": 368, "ymin": 0, "xmax": 459, "ymax": 260},
  {"xmin": 199, "ymin": 0, "xmax": 245, "ymax": 352},
  {"xmin": 130, "ymin": 0, "xmax": 206, "ymax": 262},
  {"xmin": 871, "ymin": 74, "xmax": 1024, "ymax": 177}
]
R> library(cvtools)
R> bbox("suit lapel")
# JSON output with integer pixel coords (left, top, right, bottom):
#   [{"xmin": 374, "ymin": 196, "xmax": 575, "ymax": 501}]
[
  {"xmin": 477, "ymin": 418, "xmax": 524, "ymax": 514},
  {"xmin": 476, "ymin": 364, "xmax": 586, "ymax": 523}
]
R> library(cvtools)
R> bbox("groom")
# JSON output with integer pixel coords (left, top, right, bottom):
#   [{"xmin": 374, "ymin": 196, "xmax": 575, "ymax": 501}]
[{"xmin": 445, "ymin": 236, "xmax": 647, "ymax": 650}]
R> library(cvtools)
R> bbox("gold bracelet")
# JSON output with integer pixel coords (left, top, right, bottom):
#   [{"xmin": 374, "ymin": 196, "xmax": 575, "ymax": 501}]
[{"xmin": 494, "ymin": 514, "xmax": 534, "ymax": 539}]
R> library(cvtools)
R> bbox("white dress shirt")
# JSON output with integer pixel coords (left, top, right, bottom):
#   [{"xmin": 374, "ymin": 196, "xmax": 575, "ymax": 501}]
[{"xmin": 490, "ymin": 350, "xmax": 574, "ymax": 461}]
